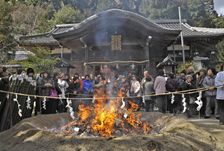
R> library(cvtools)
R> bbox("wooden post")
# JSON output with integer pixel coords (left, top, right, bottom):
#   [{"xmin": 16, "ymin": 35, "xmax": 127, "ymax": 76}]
[
  {"xmin": 84, "ymin": 45, "xmax": 88, "ymax": 75},
  {"xmin": 178, "ymin": 7, "xmax": 185, "ymax": 63},
  {"xmin": 146, "ymin": 36, "xmax": 152, "ymax": 72}
]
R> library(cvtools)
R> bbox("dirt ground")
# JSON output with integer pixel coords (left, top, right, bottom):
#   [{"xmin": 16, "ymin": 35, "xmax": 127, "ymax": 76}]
[{"xmin": 0, "ymin": 113, "xmax": 223, "ymax": 151}]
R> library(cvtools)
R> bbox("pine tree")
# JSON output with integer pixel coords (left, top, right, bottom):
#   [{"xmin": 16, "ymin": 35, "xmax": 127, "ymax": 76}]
[{"xmin": 0, "ymin": 1, "xmax": 15, "ymax": 63}]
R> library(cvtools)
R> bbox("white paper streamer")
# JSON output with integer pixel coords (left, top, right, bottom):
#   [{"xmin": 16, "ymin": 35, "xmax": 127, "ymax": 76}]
[
  {"xmin": 59, "ymin": 96, "xmax": 63, "ymax": 104},
  {"xmin": 17, "ymin": 74, "xmax": 25, "ymax": 83},
  {"xmin": 92, "ymin": 96, "xmax": 96, "ymax": 104},
  {"xmin": 171, "ymin": 93, "xmax": 175, "ymax": 104},
  {"xmin": 13, "ymin": 94, "xmax": 22, "ymax": 117},
  {"xmin": 123, "ymin": 113, "xmax": 128, "ymax": 119},
  {"xmin": 182, "ymin": 94, "xmax": 187, "ymax": 113},
  {"xmin": 120, "ymin": 97, "xmax": 125, "ymax": 109},
  {"xmin": 43, "ymin": 97, "xmax": 47, "ymax": 110},
  {"xmin": 26, "ymin": 76, "xmax": 36, "ymax": 86},
  {"xmin": 66, "ymin": 98, "xmax": 75, "ymax": 119},
  {"xmin": 74, "ymin": 127, "xmax": 80, "ymax": 132},
  {"xmin": 142, "ymin": 96, "xmax": 146, "ymax": 104},
  {"xmin": 6, "ymin": 94, "xmax": 9, "ymax": 99},
  {"xmin": 195, "ymin": 91, "xmax": 203, "ymax": 111},
  {"xmin": 26, "ymin": 96, "xmax": 32, "ymax": 109},
  {"xmin": 9, "ymin": 74, "xmax": 17, "ymax": 81},
  {"xmin": 10, "ymin": 74, "xmax": 36, "ymax": 86}
]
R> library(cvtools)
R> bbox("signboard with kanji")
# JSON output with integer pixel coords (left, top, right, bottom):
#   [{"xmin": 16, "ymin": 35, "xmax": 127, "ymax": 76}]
[{"xmin": 111, "ymin": 35, "xmax": 122, "ymax": 51}]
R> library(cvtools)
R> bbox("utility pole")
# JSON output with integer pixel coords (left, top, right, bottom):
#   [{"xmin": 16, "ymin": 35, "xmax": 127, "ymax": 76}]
[{"xmin": 178, "ymin": 6, "xmax": 185, "ymax": 63}]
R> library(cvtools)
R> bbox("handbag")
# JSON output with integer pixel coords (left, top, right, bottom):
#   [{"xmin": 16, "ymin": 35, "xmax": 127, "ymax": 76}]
[{"xmin": 50, "ymin": 88, "xmax": 58, "ymax": 97}]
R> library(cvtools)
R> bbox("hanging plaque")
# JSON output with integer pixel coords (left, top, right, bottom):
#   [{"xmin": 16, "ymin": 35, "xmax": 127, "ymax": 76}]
[{"xmin": 111, "ymin": 35, "xmax": 122, "ymax": 51}]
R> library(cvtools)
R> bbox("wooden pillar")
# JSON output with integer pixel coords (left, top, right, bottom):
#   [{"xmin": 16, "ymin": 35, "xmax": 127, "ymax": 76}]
[
  {"xmin": 172, "ymin": 44, "xmax": 176, "ymax": 62},
  {"xmin": 84, "ymin": 45, "xmax": 88, "ymax": 75},
  {"xmin": 144, "ymin": 46, "xmax": 150, "ymax": 71},
  {"xmin": 93, "ymin": 65, "xmax": 96, "ymax": 77},
  {"xmin": 146, "ymin": 36, "xmax": 152, "ymax": 73}
]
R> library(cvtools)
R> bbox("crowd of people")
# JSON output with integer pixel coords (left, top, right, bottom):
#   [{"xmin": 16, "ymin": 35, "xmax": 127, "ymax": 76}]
[{"xmin": 0, "ymin": 64, "xmax": 224, "ymax": 125}]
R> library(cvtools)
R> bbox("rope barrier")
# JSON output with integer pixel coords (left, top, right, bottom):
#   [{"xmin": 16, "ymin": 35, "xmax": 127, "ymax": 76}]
[
  {"xmin": 0, "ymin": 85, "xmax": 222, "ymax": 118},
  {"xmin": 0, "ymin": 85, "xmax": 223, "ymax": 100}
]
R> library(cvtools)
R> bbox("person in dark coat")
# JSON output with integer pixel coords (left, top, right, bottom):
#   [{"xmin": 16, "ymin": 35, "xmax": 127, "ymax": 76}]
[
  {"xmin": 186, "ymin": 66, "xmax": 197, "ymax": 87},
  {"xmin": 0, "ymin": 66, "xmax": 9, "ymax": 126},
  {"xmin": 181, "ymin": 75, "xmax": 196, "ymax": 118},
  {"xmin": 39, "ymin": 72, "xmax": 57, "ymax": 114},
  {"xmin": 196, "ymin": 69, "xmax": 207, "ymax": 117},
  {"xmin": 166, "ymin": 73, "xmax": 178, "ymax": 114}
]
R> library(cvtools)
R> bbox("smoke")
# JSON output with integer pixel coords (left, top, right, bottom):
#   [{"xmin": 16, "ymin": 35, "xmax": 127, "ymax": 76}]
[
  {"xmin": 214, "ymin": 0, "xmax": 224, "ymax": 15},
  {"xmin": 94, "ymin": 10, "xmax": 127, "ymax": 61}
]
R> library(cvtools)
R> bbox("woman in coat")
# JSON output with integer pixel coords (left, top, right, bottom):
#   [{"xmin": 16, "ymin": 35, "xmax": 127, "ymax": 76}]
[{"xmin": 203, "ymin": 68, "xmax": 218, "ymax": 119}]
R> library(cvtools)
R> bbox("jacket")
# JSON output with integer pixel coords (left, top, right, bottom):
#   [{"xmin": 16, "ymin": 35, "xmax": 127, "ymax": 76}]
[
  {"xmin": 215, "ymin": 71, "xmax": 224, "ymax": 100},
  {"xmin": 83, "ymin": 79, "xmax": 93, "ymax": 95},
  {"xmin": 154, "ymin": 76, "xmax": 166, "ymax": 94},
  {"xmin": 143, "ymin": 81, "xmax": 154, "ymax": 100},
  {"xmin": 130, "ymin": 80, "xmax": 141, "ymax": 96},
  {"xmin": 202, "ymin": 75, "xmax": 216, "ymax": 96},
  {"xmin": 166, "ymin": 78, "xmax": 177, "ymax": 92}
]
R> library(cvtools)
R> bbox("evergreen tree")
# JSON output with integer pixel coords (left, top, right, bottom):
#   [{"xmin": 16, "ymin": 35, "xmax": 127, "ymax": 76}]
[{"xmin": 0, "ymin": 0, "xmax": 15, "ymax": 63}]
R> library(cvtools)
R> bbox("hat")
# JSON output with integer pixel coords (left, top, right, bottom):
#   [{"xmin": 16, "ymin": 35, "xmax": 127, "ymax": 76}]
[{"xmin": 185, "ymin": 74, "xmax": 193, "ymax": 79}]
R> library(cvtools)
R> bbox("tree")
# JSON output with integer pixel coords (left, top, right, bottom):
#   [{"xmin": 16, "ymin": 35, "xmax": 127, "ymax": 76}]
[
  {"xmin": 0, "ymin": 0, "xmax": 15, "ymax": 63},
  {"xmin": 11, "ymin": 1, "xmax": 54, "ymax": 35},
  {"xmin": 10, "ymin": 47, "xmax": 60, "ymax": 73},
  {"xmin": 50, "ymin": 5, "xmax": 84, "ymax": 25},
  {"xmin": 216, "ymin": 40, "xmax": 224, "ymax": 63}
]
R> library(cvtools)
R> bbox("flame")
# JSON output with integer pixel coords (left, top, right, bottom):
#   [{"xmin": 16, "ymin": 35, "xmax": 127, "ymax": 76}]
[
  {"xmin": 62, "ymin": 89, "xmax": 151, "ymax": 137},
  {"xmin": 90, "ymin": 90, "xmax": 119, "ymax": 137},
  {"xmin": 91, "ymin": 105, "xmax": 117, "ymax": 137},
  {"xmin": 78, "ymin": 104, "xmax": 91, "ymax": 122},
  {"xmin": 128, "ymin": 101, "xmax": 139, "ymax": 111}
]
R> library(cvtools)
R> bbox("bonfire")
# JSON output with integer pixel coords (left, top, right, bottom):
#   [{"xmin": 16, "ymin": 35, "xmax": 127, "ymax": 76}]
[{"xmin": 61, "ymin": 85, "xmax": 151, "ymax": 137}]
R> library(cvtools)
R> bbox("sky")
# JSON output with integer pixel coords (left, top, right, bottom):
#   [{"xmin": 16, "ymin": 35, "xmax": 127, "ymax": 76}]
[{"xmin": 214, "ymin": 0, "xmax": 224, "ymax": 15}]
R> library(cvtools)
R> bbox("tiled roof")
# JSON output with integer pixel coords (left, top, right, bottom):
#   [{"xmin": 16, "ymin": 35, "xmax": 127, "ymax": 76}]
[
  {"xmin": 52, "ymin": 9, "xmax": 180, "ymax": 39},
  {"xmin": 18, "ymin": 10, "xmax": 224, "ymax": 46},
  {"xmin": 157, "ymin": 56, "xmax": 177, "ymax": 67},
  {"xmin": 18, "ymin": 24, "xmax": 78, "ymax": 46},
  {"xmin": 191, "ymin": 27, "xmax": 224, "ymax": 33},
  {"xmin": 18, "ymin": 33, "xmax": 59, "ymax": 46},
  {"xmin": 55, "ymin": 59, "xmax": 75, "ymax": 68},
  {"xmin": 156, "ymin": 20, "xmax": 224, "ymax": 38},
  {"xmin": 52, "ymin": 24, "xmax": 78, "ymax": 34}
]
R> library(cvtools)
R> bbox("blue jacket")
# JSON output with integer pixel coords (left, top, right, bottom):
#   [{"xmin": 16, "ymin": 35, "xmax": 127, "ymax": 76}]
[{"xmin": 83, "ymin": 80, "xmax": 93, "ymax": 94}]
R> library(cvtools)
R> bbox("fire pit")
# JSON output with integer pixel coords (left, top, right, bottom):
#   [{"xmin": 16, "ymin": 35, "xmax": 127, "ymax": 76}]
[
  {"xmin": 0, "ymin": 84, "xmax": 223, "ymax": 151},
  {"xmin": 0, "ymin": 111, "xmax": 222, "ymax": 151}
]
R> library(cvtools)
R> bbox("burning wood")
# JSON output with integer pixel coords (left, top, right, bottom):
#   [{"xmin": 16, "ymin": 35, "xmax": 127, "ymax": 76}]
[{"xmin": 61, "ymin": 88, "xmax": 151, "ymax": 137}]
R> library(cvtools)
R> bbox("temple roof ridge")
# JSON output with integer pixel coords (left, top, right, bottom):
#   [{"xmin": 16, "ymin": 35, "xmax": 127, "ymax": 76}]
[{"xmin": 17, "ymin": 9, "xmax": 224, "ymax": 46}]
